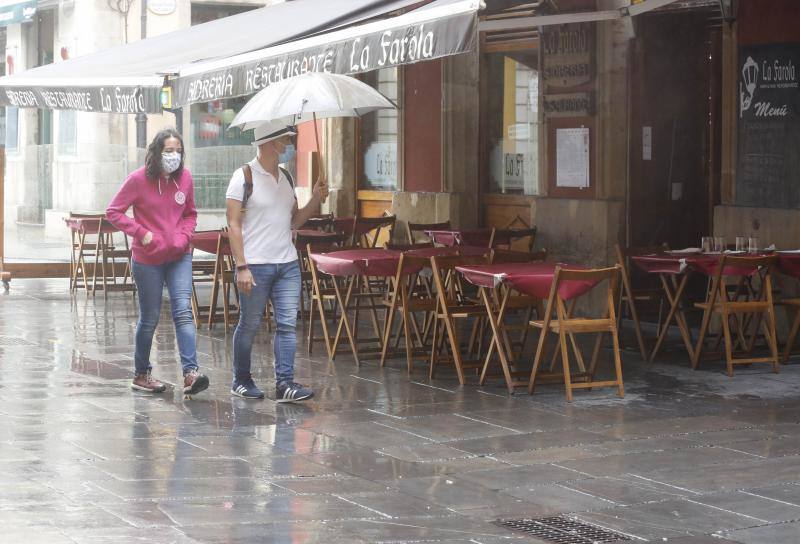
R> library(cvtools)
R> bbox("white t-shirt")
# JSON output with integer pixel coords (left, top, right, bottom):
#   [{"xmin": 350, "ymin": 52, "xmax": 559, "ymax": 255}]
[{"xmin": 225, "ymin": 159, "xmax": 298, "ymax": 264}]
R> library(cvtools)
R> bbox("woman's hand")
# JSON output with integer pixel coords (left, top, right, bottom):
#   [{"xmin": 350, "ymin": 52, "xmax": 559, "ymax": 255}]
[
  {"xmin": 236, "ymin": 268, "xmax": 257, "ymax": 296},
  {"xmin": 141, "ymin": 231, "xmax": 154, "ymax": 246}
]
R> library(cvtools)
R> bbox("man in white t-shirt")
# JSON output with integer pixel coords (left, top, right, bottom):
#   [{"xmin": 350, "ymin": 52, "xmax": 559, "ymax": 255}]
[{"xmin": 225, "ymin": 124, "xmax": 327, "ymax": 401}]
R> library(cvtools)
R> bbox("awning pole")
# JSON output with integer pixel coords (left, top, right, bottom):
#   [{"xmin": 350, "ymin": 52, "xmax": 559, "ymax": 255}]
[{"xmin": 136, "ymin": 0, "xmax": 148, "ymax": 147}]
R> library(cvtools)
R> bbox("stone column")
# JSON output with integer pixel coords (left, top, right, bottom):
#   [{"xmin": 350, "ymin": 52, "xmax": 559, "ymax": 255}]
[
  {"xmin": 323, "ymin": 117, "xmax": 356, "ymax": 218},
  {"xmin": 441, "ymin": 49, "xmax": 480, "ymax": 227}
]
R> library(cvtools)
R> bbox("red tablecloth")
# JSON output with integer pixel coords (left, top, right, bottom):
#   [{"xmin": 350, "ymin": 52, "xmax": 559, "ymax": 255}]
[
  {"xmin": 778, "ymin": 252, "xmax": 800, "ymax": 278},
  {"xmin": 310, "ymin": 248, "xmax": 418, "ymax": 277},
  {"xmin": 633, "ymin": 253, "xmax": 765, "ymax": 277},
  {"xmin": 191, "ymin": 231, "xmax": 229, "ymax": 255},
  {"xmin": 425, "ymin": 229, "xmax": 492, "ymax": 247},
  {"xmin": 403, "ymin": 246, "xmax": 490, "ymax": 259},
  {"xmin": 456, "ymin": 263, "xmax": 595, "ymax": 300}
]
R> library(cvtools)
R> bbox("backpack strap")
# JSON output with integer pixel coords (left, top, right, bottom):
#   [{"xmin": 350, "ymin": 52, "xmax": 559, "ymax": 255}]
[
  {"xmin": 240, "ymin": 164, "xmax": 253, "ymax": 212},
  {"xmin": 279, "ymin": 166, "xmax": 298, "ymax": 199}
]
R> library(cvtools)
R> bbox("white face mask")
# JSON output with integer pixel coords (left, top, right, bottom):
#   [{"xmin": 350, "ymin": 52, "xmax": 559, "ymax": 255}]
[{"xmin": 161, "ymin": 151, "xmax": 182, "ymax": 174}]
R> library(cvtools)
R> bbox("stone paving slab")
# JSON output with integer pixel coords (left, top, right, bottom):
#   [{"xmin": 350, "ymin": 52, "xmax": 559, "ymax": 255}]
[{"xmin": 3, "ymin": 279, "xmax": 800, "ymax": 543}]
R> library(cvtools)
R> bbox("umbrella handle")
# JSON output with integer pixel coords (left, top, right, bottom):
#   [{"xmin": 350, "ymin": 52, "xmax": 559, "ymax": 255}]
[{"xmin": 313, "ymin": 112, "xmax": 327, "ymax": 205}]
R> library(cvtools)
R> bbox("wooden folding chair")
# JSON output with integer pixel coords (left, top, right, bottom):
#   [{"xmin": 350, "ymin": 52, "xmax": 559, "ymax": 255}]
[
  {"xmin": 306, "ymin": 239, "xmax": 351, "ymax": 358},
  {"xmin": 528, "ymin": 266, "xmax": 624, "ymax": 402},
  {"xmin": 406, "ymin": 221, "xmax": 451, "ymax": 244},
  {"xmin": 429, "ymin": 254, "xmax": 491, "ymax": 384},
  {"xmin": 96, "ymin": 219, "xmax": 136, "ymax": 299},
  {"xmin": 380, "ymin": 251, "xmax": 439, "ymax": 374},
  {"xmin": 65, "ymin": 212, "xmax": 104, "ymax": 293},
  {"xmin": 296, "ymin": 231, "xmax": 349, "ymax": 320},
  {"xmin": 190, "ymin": 230, "xmax": 223, "ymax": 328},
  {"xmin": 479, "ymin": 249, "xmax": 547, "ymax": 378},
  {"xmin": 70, "ymin": 217, "xmax": 135, "ymax": 298},
  {"xmin": 490, "ymin": 228, "xmax": 538, "ymax": 252},
  {"xmin": 205, "ymin": 230, "xmax": 240, "ymax": 330},
  {"xmin": 614, "ymin": 243, "xmax": 668, "ymax": 361},
  {"xmin": 691, "ymin": 254, "xmax": 780, "ymax": 376},
  {"xmin": 352, "ymin": 214, "xmax": 396, "ymax": 248}
]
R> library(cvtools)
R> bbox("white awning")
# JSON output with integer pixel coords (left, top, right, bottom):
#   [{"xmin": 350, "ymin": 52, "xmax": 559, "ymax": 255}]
[
  {"xmin": 169, "ymin": 0, "xmax": 479, "ymax": 108},
  {"xmin": 0, "ymin": 0, "xmax": 479, "ymax": 114}
]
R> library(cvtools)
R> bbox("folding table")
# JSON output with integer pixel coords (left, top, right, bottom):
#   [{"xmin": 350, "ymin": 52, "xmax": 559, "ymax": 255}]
[
  {"xmin": 456, "ymin": 262, "xmax": 598, "ymax": 394},
  {"xmin": 379, "ymin": 245, "xmax": 491, "ymax": 374},
  {"xmin": 309, "ymin": 248, "xmax": 422, "ymax": 365},
  {"xmin": 631, "ymin": 253, "xmax": 710, "ymax": 362}
]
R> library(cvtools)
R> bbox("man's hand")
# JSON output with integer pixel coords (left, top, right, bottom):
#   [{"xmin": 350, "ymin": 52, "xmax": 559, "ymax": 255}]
[
  {"xmin": 141, "ymin": 231, "xmax": 153, "ymax": 246},
  {"xmin": 236, "ymin": 268, "xmax": 257, "ymax": 296},
  {"xmin": 313, "ymin": 179, "xmax": 329, "ymax": 203}
]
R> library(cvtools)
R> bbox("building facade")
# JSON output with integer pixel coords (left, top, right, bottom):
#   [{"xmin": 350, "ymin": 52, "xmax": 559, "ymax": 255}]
[{"xmin": 2, "ymin": 0, "xmax": 274, "ymax": 261}]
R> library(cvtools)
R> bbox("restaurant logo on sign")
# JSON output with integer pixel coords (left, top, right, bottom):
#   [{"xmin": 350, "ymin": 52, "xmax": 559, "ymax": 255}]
[
  {"xmin": 739, "ymin": 53, "xmax": 797, "ymax": 119},
  {"xmin": 542, "ymin": 23, "xmax": 593, "ymax": 89}
]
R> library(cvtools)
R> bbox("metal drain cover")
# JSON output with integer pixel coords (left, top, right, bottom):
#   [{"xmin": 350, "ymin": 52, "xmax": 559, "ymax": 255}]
[
  {"xmin": 0, "ymin": 336, "xmax": 36, "ymax": 346},
  {"xmin": 496, "ymin": 516, "xmax": 631, "ymax": 543}
]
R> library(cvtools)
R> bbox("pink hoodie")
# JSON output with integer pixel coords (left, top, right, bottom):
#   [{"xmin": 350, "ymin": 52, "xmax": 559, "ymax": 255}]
[{"xmin": 106, "ymin": 166, "xmax": 198, "ymax": 265}]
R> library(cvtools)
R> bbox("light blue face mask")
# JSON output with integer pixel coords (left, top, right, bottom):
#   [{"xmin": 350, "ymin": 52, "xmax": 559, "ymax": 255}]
[{"xmin": 278, "ymin": 144, "xmax": 296, "ymax": 165}]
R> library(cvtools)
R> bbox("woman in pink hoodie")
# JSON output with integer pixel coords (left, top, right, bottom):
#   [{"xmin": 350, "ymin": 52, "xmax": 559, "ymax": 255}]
[{"xmin": 106, "ymin": 128, "xmax": 209, "ymax": 396}]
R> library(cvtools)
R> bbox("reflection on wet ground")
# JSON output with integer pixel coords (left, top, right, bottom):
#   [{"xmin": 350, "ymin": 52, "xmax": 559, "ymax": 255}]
[{"xmin": 2, "ymin": 279, "xmax": 800, "ymax": 543}]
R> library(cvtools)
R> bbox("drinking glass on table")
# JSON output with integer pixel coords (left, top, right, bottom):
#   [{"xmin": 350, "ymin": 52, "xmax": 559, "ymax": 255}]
[
  {"xmin": 735, "ymin": 236, "xmax": 747, "ymax": 252},
  {"xmin": 701, "ymin": 236, "xmax": 713, "ymax": 253},
  {"xmin": 714, "ymin": 237, "xmax": 725, "ymax": 252},
  {"xmin": 748, "ymin": 237, "xmax": 760, "ymax": 254}
]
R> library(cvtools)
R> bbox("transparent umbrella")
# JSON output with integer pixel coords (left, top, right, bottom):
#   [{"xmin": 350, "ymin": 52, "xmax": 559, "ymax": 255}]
[{"xmin": 231, "ymin": 72, "xmax": 396, "ymax": 190}]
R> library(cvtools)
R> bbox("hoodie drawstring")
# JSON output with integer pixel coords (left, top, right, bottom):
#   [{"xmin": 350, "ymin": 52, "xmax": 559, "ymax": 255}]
[{"xmin": 157, "ymin": 178, "xmax": 179, "ymax": 196}]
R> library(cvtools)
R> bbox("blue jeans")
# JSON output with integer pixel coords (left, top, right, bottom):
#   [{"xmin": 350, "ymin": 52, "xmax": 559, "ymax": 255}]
[
  {"xmin": 232, "ymin": 260, "xmax": 301, "ymax": 384},
  {"xmin": 131, "ymin": 253, "xmax": 197, "ymax": 375}
]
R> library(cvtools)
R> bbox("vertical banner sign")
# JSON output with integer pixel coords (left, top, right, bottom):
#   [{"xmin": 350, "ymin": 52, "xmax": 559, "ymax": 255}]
[
  {"xmin": 0, "ymin": 0, "xmax": 36, "ymax": 28},
  {"xmin": 736, "ymin": 43, "xmax": 800, "ymax": 208}
]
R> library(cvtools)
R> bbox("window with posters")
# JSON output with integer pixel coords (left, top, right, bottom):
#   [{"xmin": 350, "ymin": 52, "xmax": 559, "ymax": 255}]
[
  {"xmin": 359, "ymin": 67, "xmax": 400, "ymax": 191},
  {"xmin": 189, "ymin": 3, "xmax": 257, "ymax": 149},
  {"xmin": 188, "ymin": 3, "xmax": 259, "ymax": 208},
  {"xmin": 484, "ymin": 50, "xmax": 539, "ymax": 195}
]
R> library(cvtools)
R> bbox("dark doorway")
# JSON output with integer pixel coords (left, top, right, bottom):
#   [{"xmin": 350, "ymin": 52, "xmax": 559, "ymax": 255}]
[{"xmin": 629, "ymin": 12, "xmax": 722, "ymax": 249}]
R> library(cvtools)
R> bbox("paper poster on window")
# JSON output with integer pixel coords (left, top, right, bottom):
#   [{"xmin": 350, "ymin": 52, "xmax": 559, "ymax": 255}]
[{"xmin": 556, "ymin": 127, "xmax": 590, "ymax": 188}]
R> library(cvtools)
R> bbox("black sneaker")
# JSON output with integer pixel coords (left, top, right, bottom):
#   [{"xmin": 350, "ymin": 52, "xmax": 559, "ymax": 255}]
[
  {"xmin": 231, "ymin": 376, "xmax": 265, "ymax": 399},
  {"xmin": 276, "ymin": 381, "xmax": 314, "ymax": 403}
]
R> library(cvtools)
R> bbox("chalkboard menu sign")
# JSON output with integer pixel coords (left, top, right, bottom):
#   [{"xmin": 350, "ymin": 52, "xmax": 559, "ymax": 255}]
[{"xmin": 736, "ymin": 43, "xmax": 800, "ymax": 208}]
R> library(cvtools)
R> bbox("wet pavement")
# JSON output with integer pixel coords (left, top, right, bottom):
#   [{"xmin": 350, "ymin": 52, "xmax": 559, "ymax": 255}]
[{"xmin": 2, "ymin": 279, "xmax": 800, "ymax": 543}]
